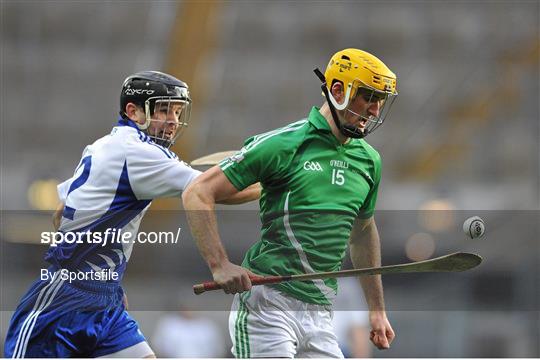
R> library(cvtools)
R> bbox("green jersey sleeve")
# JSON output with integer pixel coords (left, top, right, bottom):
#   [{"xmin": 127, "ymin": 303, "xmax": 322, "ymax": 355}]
[
  {"xmin": 219, "ymin": 122, "xmax": 307, "ymax": 190},
  {"xmin": 357, "ymin": 148, "xmax": 382, "ymax": 219}
]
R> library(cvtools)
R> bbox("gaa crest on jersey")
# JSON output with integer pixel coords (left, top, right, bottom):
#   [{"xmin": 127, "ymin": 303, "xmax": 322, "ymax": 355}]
[{"xmin": 303, "ymin": 161, "xmax": 323, "ymax": 171}]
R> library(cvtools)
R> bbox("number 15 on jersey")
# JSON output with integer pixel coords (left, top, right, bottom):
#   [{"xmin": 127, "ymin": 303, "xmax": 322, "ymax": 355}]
[{"xmin": 331, "ymin": 169, "xmax": 345, "ymax": 186}]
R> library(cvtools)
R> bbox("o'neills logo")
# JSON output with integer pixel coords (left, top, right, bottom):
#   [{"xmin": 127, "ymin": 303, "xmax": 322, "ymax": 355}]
[
  {"xmin": 330, "ymin": 159, "xmax": 349, "ymax": 169},
  {"xmin": 230, "ymin": 152, "xmax": 245, "ymax": 163},
  {"xmin": 303, "ymin": 161, "xmax": 323, "ymax": 171},
  {"xmin": 125, "ymin": 88, "xmax": 155, "ymax": 95}
]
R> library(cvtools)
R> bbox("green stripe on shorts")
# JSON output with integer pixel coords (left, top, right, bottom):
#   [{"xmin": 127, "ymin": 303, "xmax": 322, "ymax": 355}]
[
  {"xmin": 234, "ymin": 300, "xmax": 242, "ymax": 357},
  {"xmin": 235, "ymin": 292, "xmax": 251, "ymax": 358}
]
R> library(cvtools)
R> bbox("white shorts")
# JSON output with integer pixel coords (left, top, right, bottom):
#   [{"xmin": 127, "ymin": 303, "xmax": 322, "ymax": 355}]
[{"xmin": 229, "ymin": 285, "xmax": 343, "ymax": 358}]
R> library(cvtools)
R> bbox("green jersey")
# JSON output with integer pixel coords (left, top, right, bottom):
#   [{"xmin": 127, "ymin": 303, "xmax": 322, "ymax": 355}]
[{"xmin": 220, "ymin": 107, "xmax": 382, "ymax": 305}]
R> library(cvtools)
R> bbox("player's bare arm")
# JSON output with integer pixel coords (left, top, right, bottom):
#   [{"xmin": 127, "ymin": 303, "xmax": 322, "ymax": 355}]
[
  {"xmin": 350, "ymin": 216, "xmax": 395, "ymax": 350},
  {"xmin": 52, "ymin": 202, "xmax": 64, "ymax": 231},
  {"xmin": 216, "ymin": 181, "xmax": 261, "ymax": 205},
  {"xmin": 182, "ymin": 166, "xmax": 255, "ymax": 294}
]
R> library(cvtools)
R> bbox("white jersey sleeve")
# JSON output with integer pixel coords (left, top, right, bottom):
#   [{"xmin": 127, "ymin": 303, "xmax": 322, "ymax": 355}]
[{"xmin": 125, "ymin": 141, "xmax": 201, "ymax": 200}]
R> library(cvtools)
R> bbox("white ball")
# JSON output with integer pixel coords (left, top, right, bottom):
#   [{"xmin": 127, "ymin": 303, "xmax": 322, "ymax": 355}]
[{"xmin": 463, "ymin": 216, "xmax": 485, "ymax": 239}]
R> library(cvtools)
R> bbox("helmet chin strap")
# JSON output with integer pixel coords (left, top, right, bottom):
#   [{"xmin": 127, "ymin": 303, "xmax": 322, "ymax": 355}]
[{"xmin": 313, "ymin": 68, "xmax": 365, "ymax": 139}]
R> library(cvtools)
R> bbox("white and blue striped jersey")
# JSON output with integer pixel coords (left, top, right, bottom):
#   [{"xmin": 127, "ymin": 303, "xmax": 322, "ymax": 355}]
[{"xmin": 45, "ymin": 118, "xmax": 201, "ymax": 281}]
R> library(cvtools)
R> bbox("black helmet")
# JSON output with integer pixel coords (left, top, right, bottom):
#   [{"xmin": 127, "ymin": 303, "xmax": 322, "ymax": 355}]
[{"xmin": 120, "ymin": 71, "xmax": 192, "ymax": 148}]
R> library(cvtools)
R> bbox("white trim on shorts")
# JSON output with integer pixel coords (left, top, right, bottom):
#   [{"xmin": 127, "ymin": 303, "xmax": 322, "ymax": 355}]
[
  {"xmin": 98, "ymin": 341, "xmax": 154, "ymax": 358},
  {"xmin": 12, "ymin": 273, "xmax": 65, "ymax": 358}
]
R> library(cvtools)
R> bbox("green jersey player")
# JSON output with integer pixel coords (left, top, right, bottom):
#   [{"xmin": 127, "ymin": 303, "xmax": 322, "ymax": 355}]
[{"xmin": 183, "ymin": 48, "xmax": 398, "ymax": 358}]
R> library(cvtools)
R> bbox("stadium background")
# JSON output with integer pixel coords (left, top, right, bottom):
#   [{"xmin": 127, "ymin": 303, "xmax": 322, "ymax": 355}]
[{"xmin": 1, "ymin": 1, "xmax": 538, "ymax": 357}]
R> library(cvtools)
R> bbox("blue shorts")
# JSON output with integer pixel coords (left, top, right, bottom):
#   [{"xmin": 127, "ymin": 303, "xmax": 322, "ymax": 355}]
[{"xmin": 4, "ymin": 269, "xmax": 147, "ymax": 358}]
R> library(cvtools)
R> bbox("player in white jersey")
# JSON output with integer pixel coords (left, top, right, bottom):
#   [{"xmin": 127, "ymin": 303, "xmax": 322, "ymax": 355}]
[{"xmin": 4, "ymin": 71, "xmax": 260, "ymax": 358}]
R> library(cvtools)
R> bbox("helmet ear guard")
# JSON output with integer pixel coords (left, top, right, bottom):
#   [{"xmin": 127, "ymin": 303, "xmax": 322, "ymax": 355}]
[
  {"xmin": 327, "ymin": 80, "xmax": 353, "ymax": 111},
  {"xmin": 314, "ymin": 68, "xmax": 363, "ymax": 138}
]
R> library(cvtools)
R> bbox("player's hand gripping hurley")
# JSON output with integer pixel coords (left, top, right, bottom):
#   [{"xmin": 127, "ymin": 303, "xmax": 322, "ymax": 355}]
[{"xmin": 193, "ymin": 252, "xmax": 482, "ymax": 295}]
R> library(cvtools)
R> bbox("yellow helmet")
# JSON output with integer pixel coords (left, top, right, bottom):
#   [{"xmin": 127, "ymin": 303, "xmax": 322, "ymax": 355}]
[
  {"xmin": 314, "ymin": 48, "xmax": 398, "ymax": 138},
  {"xmin": 324, "ymin": 48, "xmax": 397, "ymax": 111}
]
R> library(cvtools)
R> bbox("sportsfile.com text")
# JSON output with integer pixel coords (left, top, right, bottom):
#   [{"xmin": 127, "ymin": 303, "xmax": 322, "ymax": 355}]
[{"xmin": 41, "ymin": 228, "xmax": 182, "ymax": 247}]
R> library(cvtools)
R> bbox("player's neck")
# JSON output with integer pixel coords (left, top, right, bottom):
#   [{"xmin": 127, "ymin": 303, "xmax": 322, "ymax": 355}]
[{"xmin": 319, "ymin": 103, "xmax": 349, "ymax": 144}]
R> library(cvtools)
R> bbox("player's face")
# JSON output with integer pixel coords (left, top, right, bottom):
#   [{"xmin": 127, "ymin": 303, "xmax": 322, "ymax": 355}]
[
  {"xmin": 341, "ymin": 88, "xmax": 385, "ymax": 132},
  {"xmin": 147, "ymin": 101, "xmax": 185, "ymax": 141}
]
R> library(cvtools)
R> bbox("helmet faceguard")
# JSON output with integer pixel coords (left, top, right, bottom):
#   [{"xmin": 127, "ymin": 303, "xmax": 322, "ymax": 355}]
[
  {"xmin": 343, "ymin": 79, "xmax": 397, "ymax": 136},
  {"xmin": 143, "ymin": 90, "xmax": 191, "ymax": 148},
  {"xmin": 316, "ymin": 48, "xmax": 398, "ymax": 139},
  {"xmin": 120, "ymin": 71, "xmax": 192, "ymax": 148}
]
